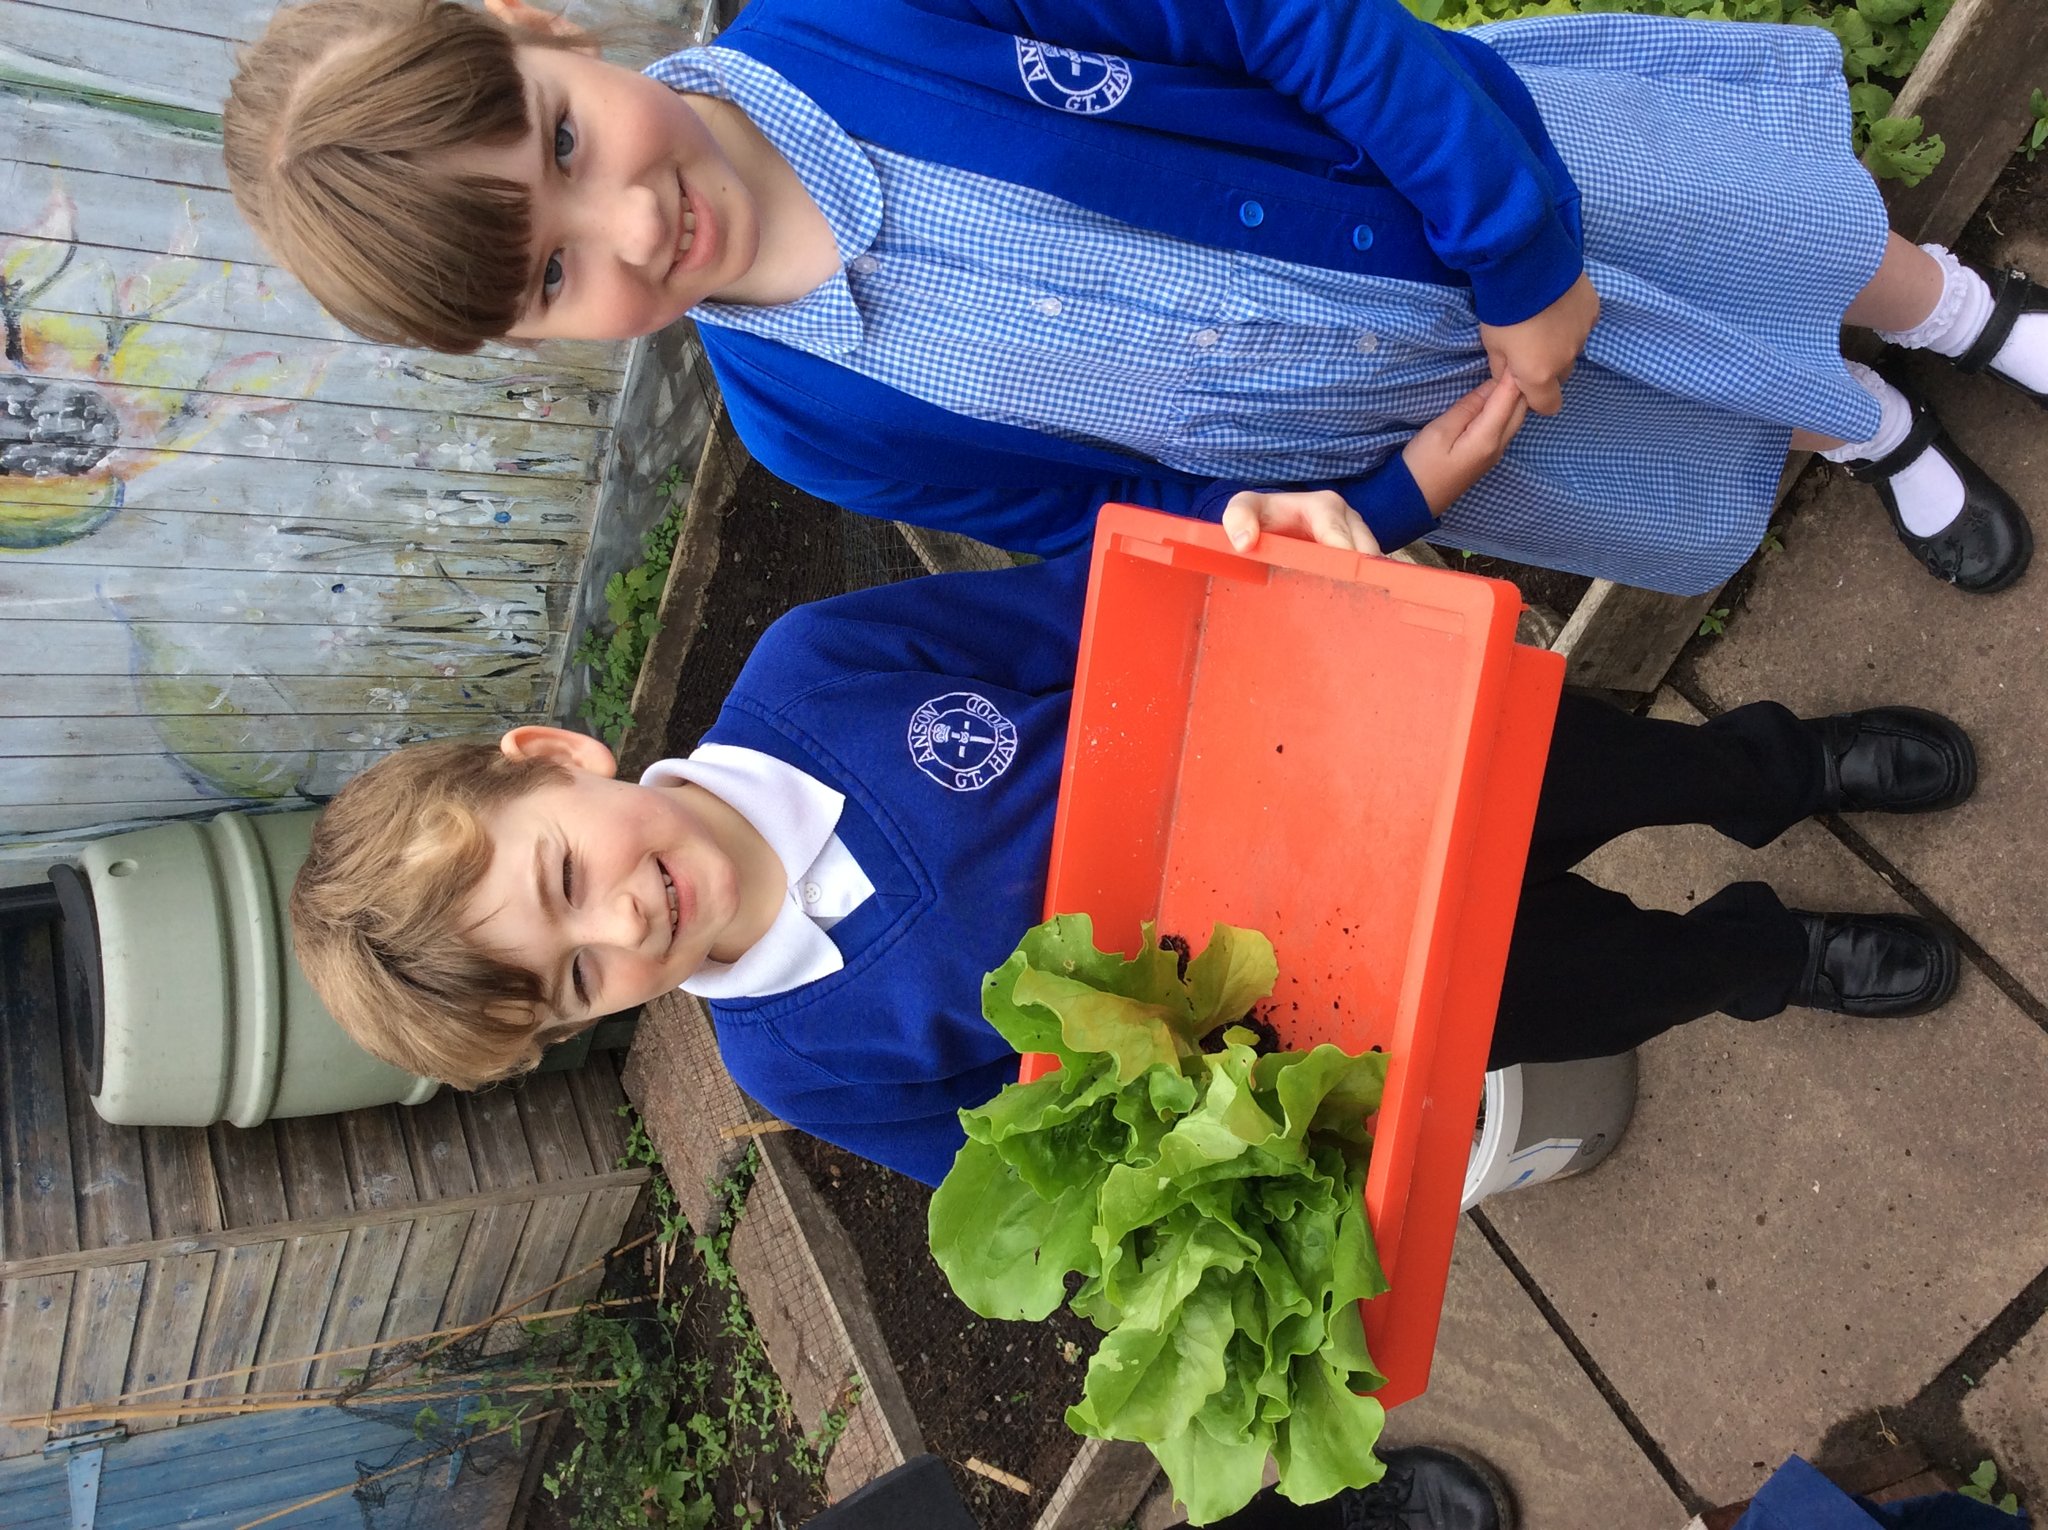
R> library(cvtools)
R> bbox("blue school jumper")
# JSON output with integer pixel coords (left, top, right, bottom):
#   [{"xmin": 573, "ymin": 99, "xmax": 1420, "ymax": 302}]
[
  {"xmin": 684, "ymin": 0, "xmax": 1887, "ymax": 593},
  {"xmin": 696, "ymin": 552, "xmax": 1091, "ymax": 1185}
]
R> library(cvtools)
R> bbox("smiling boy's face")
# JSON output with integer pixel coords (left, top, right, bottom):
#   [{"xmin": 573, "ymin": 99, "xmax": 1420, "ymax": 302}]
[
  {"xmin": 460, "ymin": 727, "xmax": 751, "ymax": 1031},
  {"xmin": 453, "ymin": 42, "xmax": 762, "ymax": 342}
]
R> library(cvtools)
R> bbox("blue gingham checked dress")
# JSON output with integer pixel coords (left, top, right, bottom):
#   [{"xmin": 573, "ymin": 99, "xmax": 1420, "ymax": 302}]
[{"xmin": 675, "ymin": 14, "xmax": 1889, "ymax": 593}]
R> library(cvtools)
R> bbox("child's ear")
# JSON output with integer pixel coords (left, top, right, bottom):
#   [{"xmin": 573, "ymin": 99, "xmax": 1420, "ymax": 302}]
[
  {"xmin": 482, "ymin": 0, "xmax": 596, "ymax": 50},
  {"xmin": 500, "ymin": 724, "xmax": 617, "ymax": 777}
]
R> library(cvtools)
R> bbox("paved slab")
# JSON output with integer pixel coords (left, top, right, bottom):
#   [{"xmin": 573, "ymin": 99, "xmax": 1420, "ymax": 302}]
[
  {"xmin": 1691, "ymin": 357, "xmax": 2048, "ymax": 1001},
  {"xmin": 1378, "ymin": 1218, "xmax": 1691, "ymax": 1530},
  {"xmin": 1483, "ymin": 695, "xmax": 2048, "ymax": 1505},
  {"xmin": 1962, "ymin": 1304, "xmax": 2048, "ymax": 1502}
]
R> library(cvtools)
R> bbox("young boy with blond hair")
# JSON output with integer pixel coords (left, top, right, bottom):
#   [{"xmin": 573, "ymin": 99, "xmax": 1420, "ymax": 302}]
[{"xmin": 295, "ymin": 554, "xmax": 1973, "ymax": 1184}]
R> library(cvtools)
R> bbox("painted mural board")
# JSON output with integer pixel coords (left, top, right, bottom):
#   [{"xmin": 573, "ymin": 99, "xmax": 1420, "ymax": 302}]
[{"xmin": 1, "ymin": 1, "xmax": 711, "ymax": 877}]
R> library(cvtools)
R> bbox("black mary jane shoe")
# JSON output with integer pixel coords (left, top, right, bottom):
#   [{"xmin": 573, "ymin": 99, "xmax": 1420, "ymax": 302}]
[
  {"xmin": 1954, "ymin": 267, "xmax": 2048, "ymax": 407},
  {"xmin": 1788, "ymin": 911, "xmax": 1960, "ymax": 1019},
  {"xmin": 1844, "ymin": 379, "xmax": 2033, "ymax": 593},
  {"xmin": 1810, "ymin": 706, "xmax": 1976, "ymax": 816}
]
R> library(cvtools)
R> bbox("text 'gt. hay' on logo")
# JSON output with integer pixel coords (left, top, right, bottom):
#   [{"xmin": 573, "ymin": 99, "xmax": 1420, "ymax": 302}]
[
  {"xmin": 908, "ymin": 691, "xmax": 1019, "ymax": 792},
  {"xmin": 1014, "ymin": 38, "xmax": 1132, "ymax": 116}
]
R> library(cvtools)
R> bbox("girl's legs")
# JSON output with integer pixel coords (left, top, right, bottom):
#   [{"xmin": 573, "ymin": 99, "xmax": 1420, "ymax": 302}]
[{"xmin": 1797, "ymin": 233, "xmax": 2035, "ymax": 592}]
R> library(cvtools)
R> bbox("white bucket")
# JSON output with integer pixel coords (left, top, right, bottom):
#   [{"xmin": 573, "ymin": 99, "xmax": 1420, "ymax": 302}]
[{"xmin": 1462, "ymin": 1052, "xmax": 1639, "ymax": 1210}]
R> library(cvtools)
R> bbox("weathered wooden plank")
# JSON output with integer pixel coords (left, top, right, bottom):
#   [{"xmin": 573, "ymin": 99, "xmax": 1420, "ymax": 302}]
[
  {"xmin": 142, "ymin": 1125, "xmax": 223, "ymax": 1239},
  {"xmin": 308, "ymin": 1222, "xmax": 411, "ymax": 1389},
  {"xmin": 553, "ymin": 1183, "xmax": 643, "ymax": 1310},
  {"xmin": 53, "ymin": 1259, "xmax": 147, "ymax": 1432},
  {"xmin": 59, "ymin": 984, "xmax": 152, "ymax": 1253},
  {"xmin": 1889, "ymin": 0, "xmax": 2048, "ymax": 246},
  {"xmin": 339, "ymin": 1107, "xmax": 419, "ymax": 1211},
  {"xmin": 10, "ymin": 1, "xmax": 274, "ymax": 49},
  {"xmin": 0, "ymin": 745, "xmax": 500, "ymax": 807},
  {"xmin": 565, "ymin": 1054, "xmax": 635, "ymax": 1172},
  {"xmin": 185, "ymin": 1240, "xmax": 283, "ymax": 1415},
  {"xmin": 9, "ymin": 509, "xmax": 590, "ymax": 586},
  {"xmin": 377, "ymin": 1210, "xmax": 472, "ymax": 1346},
  {"xmin": 0, "ymin": 1166, "xmax": 650, "ymax": 1282},
  {"xmin": 459, "ymin": 1090, "xmax": 540, "ymax": 1192},
  {"xmin": 1035, "ymin": 1438, "xmax": 1161, "ymax": 1530},
  {"xmin": 1552, "ymin": 577, "xmax": 1726, "ymax": 694},
  {"xmin": 514, "ymin": 1072, "xmax": 598, "ymax": 1184},
  {"xmin": 275, "ymin": 1117, "xmax": 355, "ymax": 1221},
  {"xmin": 0, "ymin": 1273, "xmax": 75, "ymax": 1457},
  {"xmin": 207, "ymin": 1122, "xmax": 289, "ymax": 1230},
  {"xmin": 124, "ymin": 1249, "xmax": 216, "ymax": 1432},
  {"xmin": 0, "ymin": 619, "xmax": 560, "ymax": 681},
  {"xmin": 1, "ymin": 674, "xmax": 548, "ymax": 721},
  {"xmin": 249, "ymin": 1231, "xmax": 348, "ymax": 1396},
  {"xmin": 0, "ymin": 377, "xmax": 601, "ymax": 480},
  {"xmin": 0, "ymin": 449, "xmax": 600, "ymax": 533},
  {"xmin": 18, "ymin": 302, "xmax": 624, "ymax": 428},
  {"xmin": 6, "ymin": 710, "xmax": 531, "ymax": 760},
  {"xmin": 0, "ymin": 6, "xmax": 237, "ymax": 117},
  {"xmin": 397, "ymin": 1092, "xmax": 482, "ymax": 1203},
  {"xmin": 0, "ymin": 234, "xmax": 624, "ymax": 367},
  {"xmin": 439, "ymin": 1204, "xmax": 531, "ymax": 1332},
  {"xmin": 497, "ymin": 1192, "xmax": 587, "ymax": 1321},
  {"xmin": 0, "ymin": 562, "xmax": 561, "ymax": 629},
  {"xmin": 1, "ymin": 923, "xmax": 81, "ymax": 1262}
]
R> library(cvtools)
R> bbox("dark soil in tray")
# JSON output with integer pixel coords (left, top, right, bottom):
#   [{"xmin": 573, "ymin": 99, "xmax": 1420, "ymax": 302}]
[{"xmin": 781, "ymin": 1133, "xmax": 1102, "ymax": 1530}]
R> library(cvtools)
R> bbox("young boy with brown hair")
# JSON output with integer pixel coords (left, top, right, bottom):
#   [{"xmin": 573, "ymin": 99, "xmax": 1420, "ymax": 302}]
[{"xmin": 294, "ymin": 553, "xmax": 1973, "ymax": 1184}]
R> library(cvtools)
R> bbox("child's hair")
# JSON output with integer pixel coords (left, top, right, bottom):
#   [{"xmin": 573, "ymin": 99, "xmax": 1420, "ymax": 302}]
[
  {"xmin": 223, "ymin": 0, "xmax": 562, "ymax": 352},
  {"xmin": 290, "ymin": 736, "xmax": 573, "ymax": 1088}
]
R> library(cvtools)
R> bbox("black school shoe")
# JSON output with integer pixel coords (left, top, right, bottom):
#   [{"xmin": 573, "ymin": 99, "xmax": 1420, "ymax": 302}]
[
  {"xmin": 1338, "ymin": 1446, "xmax": 1516, "ymax": 1530},
  {"xmin": 1954, "ymin": 267, "xmax": 2048, "ymax": 407},
  {"xmin": 1810, "ymin": 706, "xmax": 1976, "ymax": 815},
  {"xmin": 1844, "ymin": 376, "xmax": 2033, "ymax": 593},
  {"xmin": 1789, "ymin": 912, "xmax": 1960, "ymax": 1019}
]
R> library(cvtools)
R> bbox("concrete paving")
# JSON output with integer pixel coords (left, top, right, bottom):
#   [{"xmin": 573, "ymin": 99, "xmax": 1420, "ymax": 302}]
[
  {"xmin": 1427, "ymin": 339, "xmax": 2048, "ymax": 1522},
  {"xmin": 1377, "ymin": 1221, "xmax": 1690, "ymax": 1528}
]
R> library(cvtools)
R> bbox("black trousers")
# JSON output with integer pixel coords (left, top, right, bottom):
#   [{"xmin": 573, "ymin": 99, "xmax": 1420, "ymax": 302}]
[{"xmin": 1488, "ymin": 692, "xmax": 1825, "ymax": 1068}]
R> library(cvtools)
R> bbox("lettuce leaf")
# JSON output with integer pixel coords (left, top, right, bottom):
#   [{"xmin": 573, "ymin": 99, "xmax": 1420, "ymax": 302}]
[{"xmin": 928, "ymin": 919, "xmax": 1391, "ymax": 1523}]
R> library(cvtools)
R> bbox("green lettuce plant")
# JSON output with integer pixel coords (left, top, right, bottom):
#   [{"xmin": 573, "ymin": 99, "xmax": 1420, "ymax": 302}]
[{"xmin": 927, "ymin": 916, "xmax": 1392, "ymax": 1525}]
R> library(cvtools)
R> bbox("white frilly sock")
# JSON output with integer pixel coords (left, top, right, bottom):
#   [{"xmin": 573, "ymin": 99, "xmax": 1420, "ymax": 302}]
[
  {"xmin": 1822, "ymin": 361, "xmax": 1966, "ymax": 537},
  {"xmin": 1877, "ymin": 242, "xmax": 2048, "ymax": 395}
]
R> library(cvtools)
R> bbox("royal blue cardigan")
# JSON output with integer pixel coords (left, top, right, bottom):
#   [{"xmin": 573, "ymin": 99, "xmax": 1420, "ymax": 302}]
[{"xmin": 699, "ymin": 0, "xmax": 1585, "ymax": 557}]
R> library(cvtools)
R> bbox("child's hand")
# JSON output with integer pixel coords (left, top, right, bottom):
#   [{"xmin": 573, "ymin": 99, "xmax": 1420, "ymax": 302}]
[
  {"xmin": 1400, "ymin": 377, "xmax": 1530, "ymax": 513},
  {"xmin": 1477, "ymin": 271, "xmax": 1600, "ymax": 415},
  {"xmin": 1222, "ymin": 491, "xmax": 1383, "ymax": 555},
  {"xmin": 484, "ymin": 0, "xmax": 589, "ymax": 44}
]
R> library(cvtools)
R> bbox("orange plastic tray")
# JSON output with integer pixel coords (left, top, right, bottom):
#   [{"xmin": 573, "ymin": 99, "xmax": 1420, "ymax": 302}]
[{"xmin": 1021, "ymin": 505, "xmax": 1564, "ymax": 1408}]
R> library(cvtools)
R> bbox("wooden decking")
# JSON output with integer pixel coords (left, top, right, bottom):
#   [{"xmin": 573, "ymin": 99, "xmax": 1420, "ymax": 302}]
[{"xmin": 0, "ymin": 917, "xmax": 648, "ymax": 1456}]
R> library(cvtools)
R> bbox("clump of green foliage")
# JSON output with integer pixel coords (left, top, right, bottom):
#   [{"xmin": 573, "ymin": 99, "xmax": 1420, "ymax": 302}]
[
  {"xmin": 1959, "ymin": 1458, "xmax": 2023, "ymax": 1516},
  {"xmin": 442, "ymin": 1128, "xmax": 855, "ymax": 1529},
  {"xmin": 575, "ymin": 463, "xmax": 689, "ymax": 749},
  {"xmin": 930, "ymin": 917, "xmax": 1390, "ymax": 1526},
  {"xmin": 1406, "ymin": 0, "xmax": 1950, "ymax": 183}
]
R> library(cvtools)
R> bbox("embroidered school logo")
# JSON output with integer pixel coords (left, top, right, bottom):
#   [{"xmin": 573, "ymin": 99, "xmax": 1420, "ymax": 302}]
[
  {"xmin": 1015, "ymin": 39, "xmax": 1132, "ymax": 116},
  {"xmin": 908, "ymin": 691, "xmax": 1019, "ymax": 792}
]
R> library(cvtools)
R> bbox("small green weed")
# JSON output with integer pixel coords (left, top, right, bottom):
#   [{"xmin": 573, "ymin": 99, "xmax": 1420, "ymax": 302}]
[
  {"xmin": 426, "ymin": 1126, "xmax": 853, "ymax": 1528},
  {"xmin": 2026, "ymin": 88, "xmax": 2048, "ymax": 162},
  {"xmin": 1960, "ymin": 1458, "xmax": 2022, "ymax": 1515},
  {"xmin": 575, "ymin": 463, "xmax": 689, "ymax": 750},
  {"xmin": 1697, "ymin": 606, "xmax": 1732, "ymax": 637}
]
